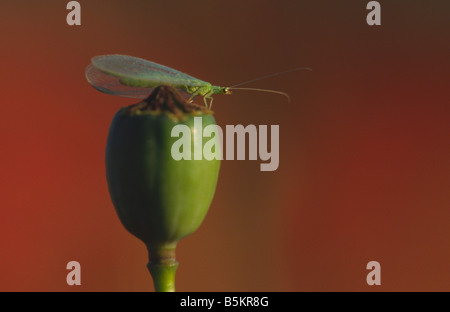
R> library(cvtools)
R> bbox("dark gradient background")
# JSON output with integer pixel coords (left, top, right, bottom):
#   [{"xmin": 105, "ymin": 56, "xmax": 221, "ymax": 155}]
[{"xmin": 0, "ymin": 1, "xmax": 449, "ymax": 291}]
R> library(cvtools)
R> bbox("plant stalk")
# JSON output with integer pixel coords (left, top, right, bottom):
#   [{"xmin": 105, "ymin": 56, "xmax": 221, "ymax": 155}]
[{"xmin": 147, "ymin": 245, "xmax": 178, "ymax": 292}]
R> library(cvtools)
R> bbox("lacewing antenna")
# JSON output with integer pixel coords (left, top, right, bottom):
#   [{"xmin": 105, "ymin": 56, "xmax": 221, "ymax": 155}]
[
  {"xmin": 230, "ymin": 67, "xmax": 312, "ymax": 88},
  {"xmin": 228, "ymin": 87, "xmax": 291, "ymax": 102},
  {"xmin": 227, "ymin": 67, "xmax": 312, "ymax": 102}
]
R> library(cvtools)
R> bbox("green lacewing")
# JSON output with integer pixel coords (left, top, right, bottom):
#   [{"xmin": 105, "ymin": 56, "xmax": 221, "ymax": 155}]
[{"xmin": 85, "ymin": 54, "xmax": 311, "ymax": 107}]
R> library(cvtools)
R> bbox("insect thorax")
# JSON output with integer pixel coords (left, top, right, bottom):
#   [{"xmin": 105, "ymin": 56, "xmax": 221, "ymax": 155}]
[{"xmin": 183, "ymin": 84, "xmax": 213, "ymax": 96}]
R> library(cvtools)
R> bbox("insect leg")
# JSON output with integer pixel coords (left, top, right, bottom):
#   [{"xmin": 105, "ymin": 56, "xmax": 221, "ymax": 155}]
[
  {"xmin": 202, "ymin": 96, "xmax": 209, "ymax": 108},
  {"xmin": 184, "ymin": 86, "xmax": 200, "ymax": 104},
  {"xmin": 200, "ymin": 90, "xmax": 214, "ymax": 109},
  {"xmin": 205, "ymin": 96, "xmax": 214, "ymax": 110},
  {"xmin": 187, "ymin": 95, "xmax": 195, "ymax": 103}
]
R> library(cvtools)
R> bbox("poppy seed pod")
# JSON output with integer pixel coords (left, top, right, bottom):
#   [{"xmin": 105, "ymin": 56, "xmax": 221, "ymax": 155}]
[{"xmin": 105, "ymin": 86, "xmax": 221, "ymax": 291}]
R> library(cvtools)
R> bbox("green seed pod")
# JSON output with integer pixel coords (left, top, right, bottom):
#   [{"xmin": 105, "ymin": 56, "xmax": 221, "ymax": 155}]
[{"xmin": 105, "ymin": 86, "xmax": 220, "ymax": 291}]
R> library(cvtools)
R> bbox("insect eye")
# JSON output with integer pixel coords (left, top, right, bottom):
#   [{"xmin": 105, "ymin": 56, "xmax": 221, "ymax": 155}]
[{"xmin": 223, "ymin": 88, "xmax": 229, "ymax": 94}]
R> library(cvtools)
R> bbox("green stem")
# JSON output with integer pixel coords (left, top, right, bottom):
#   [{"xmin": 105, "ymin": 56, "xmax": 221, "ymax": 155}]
[{"xmin": 147, "ymin": 245, "xmax": 178, "ymax": 292}]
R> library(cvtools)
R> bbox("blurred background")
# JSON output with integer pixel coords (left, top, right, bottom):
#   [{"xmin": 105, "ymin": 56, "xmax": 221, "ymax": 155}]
[{"xmin": 0, "ymin": 0, "xmax": 449, "ymax": 291}]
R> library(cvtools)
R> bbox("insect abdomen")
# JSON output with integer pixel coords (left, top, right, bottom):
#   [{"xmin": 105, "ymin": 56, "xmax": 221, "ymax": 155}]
[{"xmin": 118, "ymin": 72, "xmax": 209, "ymax": 90}]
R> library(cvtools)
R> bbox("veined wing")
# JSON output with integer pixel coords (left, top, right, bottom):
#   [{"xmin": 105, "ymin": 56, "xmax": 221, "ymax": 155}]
[
  {"xmin": 85, "ymin": 64, "xmax": 154, "ymax": 99},
  {"xmin": 88, "ymin": 54, "xmax": 209, "ymax": 89}
]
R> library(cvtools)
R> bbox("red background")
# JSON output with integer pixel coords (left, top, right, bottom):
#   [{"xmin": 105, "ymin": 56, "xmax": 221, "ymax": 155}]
[{"xmin": 0, "ymin": 1, "xmax": 449, "ymax": 291}]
